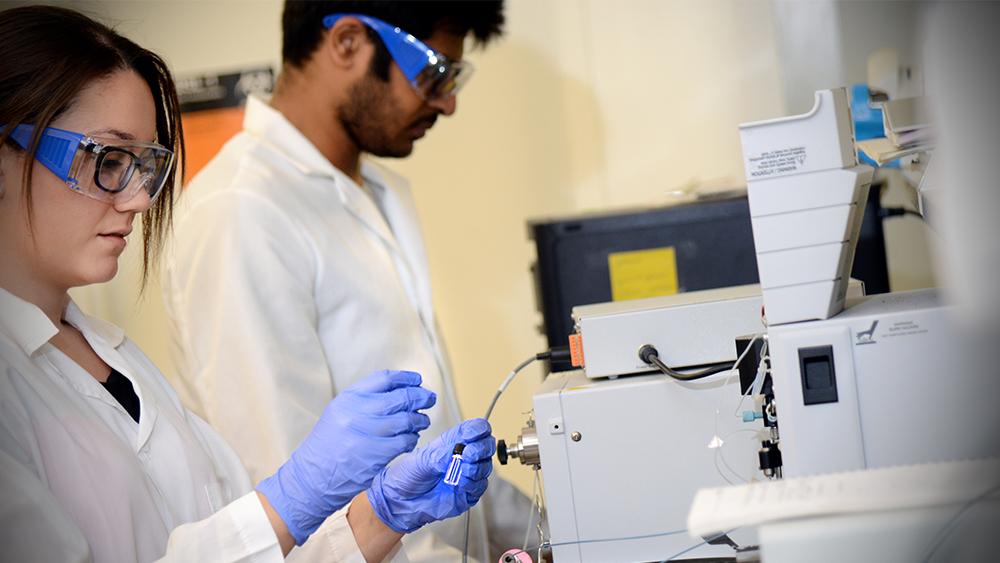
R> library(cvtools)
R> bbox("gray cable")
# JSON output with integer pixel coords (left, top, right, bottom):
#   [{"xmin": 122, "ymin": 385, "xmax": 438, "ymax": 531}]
[{"xmin": 486, "ymin": 355, "xmax": 539, "ymax": 421}]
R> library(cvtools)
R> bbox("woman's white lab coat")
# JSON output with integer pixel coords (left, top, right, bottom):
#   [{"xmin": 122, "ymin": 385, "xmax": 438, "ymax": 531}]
[{"xmin": 0, "ymin": 288, "xmax": 403, "ymax": 563}]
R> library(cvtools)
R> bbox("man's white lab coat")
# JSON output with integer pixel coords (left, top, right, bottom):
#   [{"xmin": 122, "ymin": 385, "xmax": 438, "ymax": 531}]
[
  {"xmin": 0, "ymin": 288, "xmax": 402, "ymax": 563},
  {"xmin": 164, "ymin": 95, "xmax": 528, "ymax": 563}
]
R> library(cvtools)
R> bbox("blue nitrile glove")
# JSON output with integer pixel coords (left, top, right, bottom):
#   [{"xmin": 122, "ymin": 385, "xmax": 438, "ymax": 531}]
[
  {"xmin": 256, "ymin": 370, "xmax": 436, "ymax": 545},
  {"xmin": 367, "ymin": 418, "xmax": 495, "ymax": 533}
]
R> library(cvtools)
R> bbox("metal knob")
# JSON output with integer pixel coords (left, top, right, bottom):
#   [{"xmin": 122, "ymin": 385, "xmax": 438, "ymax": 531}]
[{"xmin": 498, "ymin": 426, "xmax": 540, "ymax": 467}]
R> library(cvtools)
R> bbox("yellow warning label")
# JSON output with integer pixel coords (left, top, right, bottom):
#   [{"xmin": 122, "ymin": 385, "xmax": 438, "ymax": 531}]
[{"xmin": 608, "ymin": 247, "xmax": 679, "ymax": 301}]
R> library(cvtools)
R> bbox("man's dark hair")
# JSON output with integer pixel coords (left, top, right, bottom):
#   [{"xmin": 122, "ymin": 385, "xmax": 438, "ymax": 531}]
[{"xmin": 282, "ymin": 1, "xmax": 504, "ymax": 80}]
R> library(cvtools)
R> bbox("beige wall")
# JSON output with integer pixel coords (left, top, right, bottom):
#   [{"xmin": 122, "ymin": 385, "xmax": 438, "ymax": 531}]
[
  {"xmin": 382, "ymin": 0, "xmax": 788, "ymax": 495},
  {"xmin": 48, "ymin": 0, "xmax": 935, "ymax": 495}
]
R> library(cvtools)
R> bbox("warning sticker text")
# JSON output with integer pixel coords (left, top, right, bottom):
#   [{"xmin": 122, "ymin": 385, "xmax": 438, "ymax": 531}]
[{"xmin": 747, "ymin": 147, "xmax": 807, "ymax": 178}]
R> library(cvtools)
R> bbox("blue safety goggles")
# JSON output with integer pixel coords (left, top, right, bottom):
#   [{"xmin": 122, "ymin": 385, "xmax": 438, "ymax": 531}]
[
  {"xmin": 323, "ymin": 13, "xmax": 475, "ymax": 100},
  {"xmin": 2, "ymin": 124, "xmax": 173, "ymax": 205}
]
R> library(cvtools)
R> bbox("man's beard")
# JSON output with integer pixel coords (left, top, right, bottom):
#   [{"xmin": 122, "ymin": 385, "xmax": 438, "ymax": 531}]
[{"xmin": 339, "ymin": 73, "xmax": 418, "ymax": 158}]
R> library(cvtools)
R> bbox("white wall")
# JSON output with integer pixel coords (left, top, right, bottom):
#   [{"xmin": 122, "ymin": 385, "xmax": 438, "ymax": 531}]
[{"xmin": 42, "ymin": 0, "xmax": 936, "ymax": 495}]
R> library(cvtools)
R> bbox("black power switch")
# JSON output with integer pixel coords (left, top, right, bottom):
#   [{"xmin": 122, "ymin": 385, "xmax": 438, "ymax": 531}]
[{"xmin": 798, "ymin": 346, "xmax": 838, "ymax": 405}]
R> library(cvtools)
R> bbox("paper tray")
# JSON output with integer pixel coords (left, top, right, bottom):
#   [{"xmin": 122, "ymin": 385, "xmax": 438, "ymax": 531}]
[
  {"xmin": 756, "ymin": 242, "xmax": 850, "ymax": 289},
  {"xmin": 740, "ymin": 88, "xmax": 859, "ymax": 181},
  {"xmin": 751, "ymin": 204, "xmax": 861, "ymax": 253},
  {"xmin": 747, "ymin": 165, "xmax": 874, "ymax": 217}
]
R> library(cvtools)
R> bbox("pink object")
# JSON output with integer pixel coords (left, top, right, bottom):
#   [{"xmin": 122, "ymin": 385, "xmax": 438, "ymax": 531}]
[{"xmin": 499, "ymin": 549, "xmax": 532, "ymax": 563}]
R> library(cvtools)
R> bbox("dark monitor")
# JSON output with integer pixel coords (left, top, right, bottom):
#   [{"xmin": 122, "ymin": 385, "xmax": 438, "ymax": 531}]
[{"xmin": 528, "ymin": 195, "xmax": 759, "ymax": 373}]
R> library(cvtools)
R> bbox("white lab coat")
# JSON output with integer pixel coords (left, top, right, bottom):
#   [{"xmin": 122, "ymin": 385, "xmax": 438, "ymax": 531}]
[
  {"xmin": 0, "ymin": 288, "xmax": 404, "ymax": 563},
  {"xmin": 163, "ymin": 95, "xmax": 530, "ymax": 563}
]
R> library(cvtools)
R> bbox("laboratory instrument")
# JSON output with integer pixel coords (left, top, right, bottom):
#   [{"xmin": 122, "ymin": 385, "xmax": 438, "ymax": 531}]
[{"xmin": 498, "ymin": 85, "xmax": 1000, "ymax": 562}]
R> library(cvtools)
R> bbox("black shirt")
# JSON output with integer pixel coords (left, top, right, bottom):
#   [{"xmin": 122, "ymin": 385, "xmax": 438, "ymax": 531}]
[{"xmin": 101, "ymin": 369, "xmax": 140, "ymax": 423}]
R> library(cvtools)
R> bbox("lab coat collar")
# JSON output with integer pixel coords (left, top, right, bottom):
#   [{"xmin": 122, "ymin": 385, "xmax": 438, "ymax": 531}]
[
  {"xmin": 0, "ymin": 287, "xmax": 58, "ymax": 356},
  {"xmin": 242, "ymin": 95, "xmax": 412, "ymax": 264},
  {"xmin": 62, "ymin": 300, "xmax": 126, "ymax": 348},
  {"xmin": 0, "ymin": 288, "xmax": 128, "ymax": 355},
  {"xmin": 242, "ymin": 95, "xmax": 403, "ymax": 253},
  {"xmin": 360, "ymin": 164, "xmax": 435, "ymax": 316},
  {"xmin": 62, "ymin": 302, "xmax": 158, "ymax": 450},
  {"xmin": 0, "ymin": 288, "xmax": 157, "ymax": 450},
  {"xmin": 243, "ymin": 94, "xmax": 341, "ymax": 180},
  {"xmin": 339, "ymin": 163, "xmax": 403, "ymax": 258}
]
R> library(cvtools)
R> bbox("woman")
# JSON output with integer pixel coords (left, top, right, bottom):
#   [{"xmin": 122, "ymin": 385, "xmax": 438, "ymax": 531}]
[{"xmin": 0, "ymin": 6, "xmax": 494, "ymax": 562}]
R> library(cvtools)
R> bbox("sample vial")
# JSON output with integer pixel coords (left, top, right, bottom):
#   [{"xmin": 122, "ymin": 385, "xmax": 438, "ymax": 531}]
[{"xmin": 443, "ymin": 443, "xmax": 466, "ymax": 486}]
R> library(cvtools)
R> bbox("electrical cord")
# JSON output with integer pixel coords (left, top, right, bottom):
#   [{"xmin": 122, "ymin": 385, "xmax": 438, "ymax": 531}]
[
  {"xmin": 523, "ymin": 467, "xmax": 540, "ymax": 551},
  {"xmin": 464, "ymin": 347, "xmax": 571, "ymax": 563},
  {"xmin": 880, "ymin": 206, "xmax": 925, "ymax": 220},
  {"xmin": 730, "ymin": 338, "xmax": 768, "ymax": 420},
  {"xmin": 485, "ymin": 347, "xmax": 571, "ymax": 421},
  {"xmin": 638, "ymin": 344, "xmax": 735, "ymax": 381},
  {"xmin": 713, "ymin": 429, "xmax": 759, "ymax": 485}
]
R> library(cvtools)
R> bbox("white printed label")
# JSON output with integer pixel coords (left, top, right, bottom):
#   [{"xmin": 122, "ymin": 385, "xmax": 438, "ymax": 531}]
[
  {"xmin": 747, "ymin": 147, "xmax": 807, "ymax": 178},
  {"xmin": 882, "ymin": 320, "xmax": 930, "ymax": 339},
  {"xmin": 855, "ymin": 318, "xmax": 931, "ymax": 346}
]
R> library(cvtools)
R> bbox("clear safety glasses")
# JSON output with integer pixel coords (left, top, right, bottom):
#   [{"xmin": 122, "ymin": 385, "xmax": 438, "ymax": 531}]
[
  {"xmin": 3, "ymin": 124, "xmax": 174, "ymax": 205},
  {"xmin": 323, "ymin": 13, "xmax": 475, "ymax": 100}
]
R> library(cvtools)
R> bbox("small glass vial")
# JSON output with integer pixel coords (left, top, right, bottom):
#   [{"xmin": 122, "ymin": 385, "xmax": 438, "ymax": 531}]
[{"xmin": 443, "ymin": 443, "xmax": 466, "ymax": 486}]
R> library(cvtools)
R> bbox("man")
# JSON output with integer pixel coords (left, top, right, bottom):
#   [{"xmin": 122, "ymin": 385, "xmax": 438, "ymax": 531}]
[{"xmin": 163, "ymin": 2, "xmax": 529, "ymax": 562}]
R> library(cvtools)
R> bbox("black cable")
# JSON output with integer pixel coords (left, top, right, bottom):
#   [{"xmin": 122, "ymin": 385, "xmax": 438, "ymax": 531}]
[
  {"xmin": 638, "ymin": 344, "xmax": 735, "ymax": 381},
  {"xmin": 542, "ymin": 346, "xmax": 572, "ymax": 364},
  {"xmin": 880, "ymin": 207, "xmax": 925, "ymax": 220}
]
